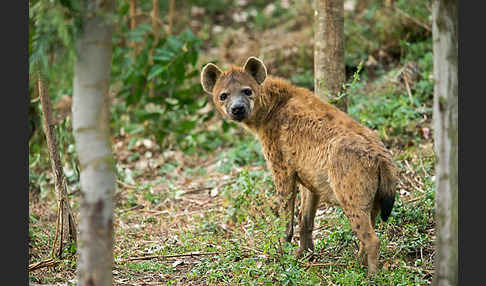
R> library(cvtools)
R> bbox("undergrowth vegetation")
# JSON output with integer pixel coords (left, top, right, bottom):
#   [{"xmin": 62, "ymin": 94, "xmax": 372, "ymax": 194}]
[{"xmin": 29, "ymin": 0, "xmax": 436, "ymax": 285}]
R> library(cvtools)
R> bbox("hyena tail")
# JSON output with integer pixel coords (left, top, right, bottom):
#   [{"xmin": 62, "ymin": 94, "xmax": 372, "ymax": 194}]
[{"xmin": 377, "ymin": 159, "xmax": 398, "ymax": 222}]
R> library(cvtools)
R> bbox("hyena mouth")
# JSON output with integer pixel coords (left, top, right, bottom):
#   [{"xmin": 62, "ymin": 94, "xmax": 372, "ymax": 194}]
[
  {"xmin": 229, "ymin": 105, "xmax": 248, "ymax": 122},
  {"xmin": 230, "ymin": 112, "xmax": 246, "ymax": 122}
]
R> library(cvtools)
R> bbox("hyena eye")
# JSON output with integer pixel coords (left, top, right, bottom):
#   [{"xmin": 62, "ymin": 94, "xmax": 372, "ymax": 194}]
[
  {"xmin": 219, "ymin": 93, "xmax": 228, "ymax": 101},
  {"xmin": 242, "ymin": 88, "xmax": 252, "ymax": 96}
]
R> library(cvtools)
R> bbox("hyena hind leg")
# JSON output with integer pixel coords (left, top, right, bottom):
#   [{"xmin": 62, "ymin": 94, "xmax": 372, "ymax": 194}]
[
  {"xmin": 358, "ymin": 198, "xmax": 380, "ymax": 266},
  {"xmin": 347, "ymin": 208, "xmax": 381, "ymax": 275}
]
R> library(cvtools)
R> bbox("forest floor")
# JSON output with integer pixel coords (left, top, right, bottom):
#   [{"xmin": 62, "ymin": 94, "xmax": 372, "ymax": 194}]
[
  {"xmin": 29, "ymin": 129, "xmax": 436, "ymax": 285},
  {"xmin": 29, "ymin": 1, "xmax": 436, "ymax": 285}
]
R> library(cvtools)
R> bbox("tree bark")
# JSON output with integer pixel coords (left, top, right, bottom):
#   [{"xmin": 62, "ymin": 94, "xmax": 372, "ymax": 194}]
[
  {"xmin": 73, "ymin": 1, "xmax": 116, "ymax": 285},
  {"xmin": 314, "ymin": 0, "xmax": 346, "ymax": 112},
  {"xmin": 38, "ymin": 75, "xmax": 77, "ymax": 258},
  {"xmin": 432, "ymin": 1, "xmax": 458, "ymax": 285}
]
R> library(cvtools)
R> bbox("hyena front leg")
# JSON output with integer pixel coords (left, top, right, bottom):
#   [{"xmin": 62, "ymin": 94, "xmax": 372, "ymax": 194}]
[
  {"xmin": 271, "ymin": 166, "xmax": 298, "ymax": 243},
  {"xmin": 296, "ymin": 187, "xmax": 320, "ymax": 257}
]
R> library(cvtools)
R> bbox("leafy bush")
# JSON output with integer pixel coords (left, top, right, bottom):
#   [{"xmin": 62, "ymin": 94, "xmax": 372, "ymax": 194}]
[
  {"xmin": 344, "ymin": 0, "xmax": 432, "ymax": 67},
  {"xmin": 216, "ymin": 137, "xmax": 266, "ymax": 173},
  {"xmin": 347, "ymin": 44, "xmax": 433, "ymax": 145},
  {"xmin": 112, "ymin": 24, "xmax": 208, "ymax": 150}
]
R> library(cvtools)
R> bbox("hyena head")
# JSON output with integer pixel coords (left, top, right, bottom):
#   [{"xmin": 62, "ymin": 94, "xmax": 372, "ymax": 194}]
[{"xmin": 200, "ymin": 57, "xmax": 267, "ymax": 123}]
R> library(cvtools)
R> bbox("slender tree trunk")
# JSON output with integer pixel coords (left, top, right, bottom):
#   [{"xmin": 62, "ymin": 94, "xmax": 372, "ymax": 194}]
[
  {"xmin": 73, "ymin": 1, "xmax": 116, "ymax": 285},
  {"xmin": 432, "ymin": 0, "xmax": 458, "ymax": 285},
  {"xmin": 38, "ymin": 75, "xmax": 77, "ymax": 258},
  {"xmin": 149, "ymin": 0, "xmax": 160, "ymax": 65},
  {"xmin": 152, "ymin": 0, "xmax": 160, "ymax": 42},
  {"xmin": 129, "ymin": 0, "xmax": 138, "ymax": 58},
  {"xmin": 168, "ymin": 0, "xmax": 175, "ymax": 36},
  {"xmin": 149, "ymin": 0, "xmax": 160, "ymax": 97},
  {"xmin": 314, "ymin": 0, "xmax": 346, "ymax": 112},
  {"xmin": 129, "ymin": 0, "xmax": 137, "ymax": 31}
]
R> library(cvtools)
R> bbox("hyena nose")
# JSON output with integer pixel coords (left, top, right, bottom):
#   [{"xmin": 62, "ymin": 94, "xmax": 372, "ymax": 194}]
[{"xmin": 231, "ymin": 105, "xmax": 245, "ymax": 116}]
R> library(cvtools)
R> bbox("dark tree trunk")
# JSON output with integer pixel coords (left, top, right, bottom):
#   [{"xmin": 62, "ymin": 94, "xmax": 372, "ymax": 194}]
[{"xmin": 314, "ymin": 0, "xmax": 346, "ymax": 112}]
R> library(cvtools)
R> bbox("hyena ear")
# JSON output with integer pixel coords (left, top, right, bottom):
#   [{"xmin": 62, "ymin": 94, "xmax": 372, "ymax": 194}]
[
  {"xmin": 201, "ymin": 63, "xmax": 223, "ymax": 94},
  {"xmin": 243, "ymin": 57, "xmax": 267, "ymax": 84}
]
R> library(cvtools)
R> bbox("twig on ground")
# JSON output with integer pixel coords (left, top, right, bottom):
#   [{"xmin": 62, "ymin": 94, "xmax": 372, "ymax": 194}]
[
  {"xmin": 118, "ymin": 204, "xmax": 145, "ymax": 213},
  {"xmin": 402, "ymin": 160, "xmax": 426, "ymax": 193},
  {"xmin": 181, "ymin": 186, "xmax": 212, "ymax": 196},
  {"xmin": 68, "ymin": 188, "xmax": 80, "ymax": 196},
  {"xmin": 171, "ymin": 178, "xmax": 236, "ymax": 197},
  {"xmin": 116, "ymin": 251, "xmax": 220, "ymax": 263},
  {"xmin": 403, "ymin": 159, "xmax": 414, "ymax": 174},
  {"xmin": 28, "ymin": 258, "xmax": 60, "ymax": 271},
  {"xmin": 181, "ymin": 197, "xmax": 210, "ymax": 206},
  {"xmin": 314, "ymin": 223, "xmax": 337, "ymax": 231},
  {"xmin": 114, "ymin": 280, "xmax": 133, "ymax": 285},
  {"xmin": 403, "ymin": 264, "xmax": 434, "ymax": 274},
  {"xmin": 219, "ymin": 179, "xmax": 237, "ymax": 188},
  {"xmin": 241, "ymin": 246, "xmax": 265, "ymax": 255},
  {"xmin": 306, "ymin": 262, "xmax": 348, "ymax": 267},
  {"xmin": 404, "ymin": 76, "xmax": 414, "ymax": 105},
  {"xmin": 323, "ymin": 276, "xmax": 338, "ymax": 286},
  {"xmin": 117, "ymin": 179, "xmax": 137, "ymax": 189},
  {"xmin": 403, "ymin": 194, "xmax": 427, "ymax": 204},
  {"xmin": 144, "ymin": 209, "xmax": 208, "ymax": 219}
]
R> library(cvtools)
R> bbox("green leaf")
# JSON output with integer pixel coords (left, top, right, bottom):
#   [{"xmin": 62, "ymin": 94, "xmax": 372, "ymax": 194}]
[
  {"xmin": 154, "ymin": 49, "xmax": 175, "ymax": 61},
  {"xmin": 166, "ymin": 36, "xmax": 183, "ymax": 51},
  {"xmin": 147, "ymin": 65, "xmax": 166, "ymax": 80},
  {"xmin": 178, "ymin": 120, "xmax": 196, "ymax": 133},
  {"xmin": 127, "ymin": 24, "xmax": 152, "ymax": 42}
]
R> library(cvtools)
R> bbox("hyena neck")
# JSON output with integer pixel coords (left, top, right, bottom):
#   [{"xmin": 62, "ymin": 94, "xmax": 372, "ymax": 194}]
[{"xmin": 244, "ymin": 76, "xmax": 295, "ymax": 132}]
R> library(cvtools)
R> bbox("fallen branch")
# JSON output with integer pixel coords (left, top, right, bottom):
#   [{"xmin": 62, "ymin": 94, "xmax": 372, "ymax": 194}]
[
  {"xmin": 403, "ymin": 264, "xmax": 435, "ymax": 274},
  {"xmin": 116, "ymin": 251, "xmax": 220, "ymax": 263},
  {"xmin": 181, "ymin": 179, "xmax": 236, "ymax": 196},
  {"xmin": 404, "ymin": 76, "xmax": 414, "ymax": 105},
  {"xmin": 181, "ymin": 186, "xmax": 212, "ymax": 196},
  {"xmin": 403, "ymin": 194, "xmax": 427, "ymax": 204},
  {"xmin": 241, "ymin": 246, "xmax": 265, "ymax": 255},
  {"xmin": 117, "ymin": 179, "xmax": 137, "ymax": 189},
  {"xmin": 305, "ymin": 262, "xmax": 348, "ymax": 268},
  {"xmin": 118, "ymin": 204, "xmax": 145, "ymax": 213},
  {"xmin": 68, "ymin": 188, "xmax": 80, "ymax": 196},
  {"xmin": 28, "ymin": 258, "xmax": 60, "ymax": 272}
]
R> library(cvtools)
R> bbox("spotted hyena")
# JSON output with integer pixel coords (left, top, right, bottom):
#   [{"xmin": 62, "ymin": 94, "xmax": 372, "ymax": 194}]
[{"xmin": 201, "ymin": 57, "xmax": 398, "ymax": 274}]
